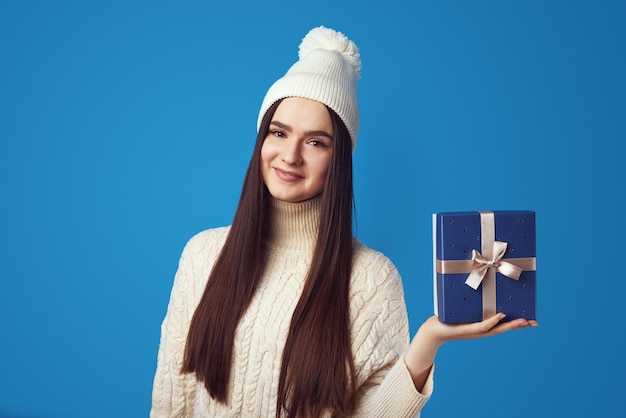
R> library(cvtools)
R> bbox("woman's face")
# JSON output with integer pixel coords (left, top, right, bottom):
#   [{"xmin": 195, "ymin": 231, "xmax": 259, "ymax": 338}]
[{"xmin": 261, "ymin": 97, "xmax": 333, "ymax": 203}]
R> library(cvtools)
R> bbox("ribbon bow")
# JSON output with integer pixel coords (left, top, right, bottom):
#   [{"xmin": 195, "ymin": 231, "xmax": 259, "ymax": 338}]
[{"xmin": 465, "ymin": 241, "xmax": 523, "ymax": 290}]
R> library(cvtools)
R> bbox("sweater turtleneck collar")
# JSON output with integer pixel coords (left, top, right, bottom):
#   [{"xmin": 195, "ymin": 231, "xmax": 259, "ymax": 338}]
[{"xmin": 264, "ymin": 195, "xmax": 321, "ymax": 254}]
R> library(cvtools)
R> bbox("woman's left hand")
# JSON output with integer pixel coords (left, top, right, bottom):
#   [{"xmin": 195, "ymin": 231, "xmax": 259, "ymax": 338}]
[
  {"xmin": 418, "ymin": 313, "xmax": 538, "ymax": 345},
  {"xmin": 404, "ymin": 314, "xmax": 538, "ymax": 391}
]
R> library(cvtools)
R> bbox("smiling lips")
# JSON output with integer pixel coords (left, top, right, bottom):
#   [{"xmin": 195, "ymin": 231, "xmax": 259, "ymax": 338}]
[{"xmin": 273, "ymin": 167, "xmax": 304, "ymax": 182}]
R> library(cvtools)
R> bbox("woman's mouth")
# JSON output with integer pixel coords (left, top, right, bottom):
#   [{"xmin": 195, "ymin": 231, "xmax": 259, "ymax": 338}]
[{"xmin": 274, "ymin": 167, "xmax": 304, "ymax": 182}]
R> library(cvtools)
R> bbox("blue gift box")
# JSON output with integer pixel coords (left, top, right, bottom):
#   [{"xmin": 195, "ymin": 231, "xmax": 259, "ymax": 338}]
[{"xmin": 433, "ymin": 211, "xmax": 537, "ymax": 324}]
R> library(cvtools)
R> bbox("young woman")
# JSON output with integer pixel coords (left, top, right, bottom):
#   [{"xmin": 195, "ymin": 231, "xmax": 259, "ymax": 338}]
[{"xmin": 150, "ymin": 26, "xmax": 537, "ymax": 418}]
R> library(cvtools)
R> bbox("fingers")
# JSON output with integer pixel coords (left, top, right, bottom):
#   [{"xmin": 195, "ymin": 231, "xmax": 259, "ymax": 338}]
[
  {"xmin": 460, "ymin": 313, "xmax": 506, "ymax": 336},
  {"xmin": 482, "ymin": 312, "xmax": 507, "ymax": 331},
  {"xmin": 487, "ymin": 317, "xmax": 538, "ymax": 336},
  {"xmin": 455, "ymin": 314, "xmax": 538, "ymax": 340},
  {"xmin": 503, "ymin": 317, "xmax": 538, "ymax": 329},
  {"xmin": 421, "ymin": 314, "xmax": 538, "ymax": 345}
]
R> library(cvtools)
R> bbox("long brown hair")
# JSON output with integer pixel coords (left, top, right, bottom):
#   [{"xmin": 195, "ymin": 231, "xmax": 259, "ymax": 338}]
[{"xmin": 182, "ymin": 99, "xmax": 357, "ymax": 417}]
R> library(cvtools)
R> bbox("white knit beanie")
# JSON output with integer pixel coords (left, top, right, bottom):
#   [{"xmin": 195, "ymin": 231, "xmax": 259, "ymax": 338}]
[{"xmin": 257, "ymin": 26, "xmax": 362, "ymax": 151}]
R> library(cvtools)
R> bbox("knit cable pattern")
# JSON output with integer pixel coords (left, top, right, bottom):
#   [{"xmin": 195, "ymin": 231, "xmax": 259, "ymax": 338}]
[{"xmin": 150, "ymin": 199, "xmax": 432, "ymax": 417}]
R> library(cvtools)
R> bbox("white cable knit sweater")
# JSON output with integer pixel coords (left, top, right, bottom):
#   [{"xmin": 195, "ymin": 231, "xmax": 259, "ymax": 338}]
[{"xmin": 150, "ymin": 197, "xmax": 433, "ymax": 417}]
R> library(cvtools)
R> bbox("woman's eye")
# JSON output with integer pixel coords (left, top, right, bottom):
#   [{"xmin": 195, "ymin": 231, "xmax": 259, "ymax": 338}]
[
  {"xmin": 271, "ymin": 130, "xmax": 285, "ymax": 137},
  {"xmin": 308, "ymin": 139, "xmax": 327, "ymax": 147}
]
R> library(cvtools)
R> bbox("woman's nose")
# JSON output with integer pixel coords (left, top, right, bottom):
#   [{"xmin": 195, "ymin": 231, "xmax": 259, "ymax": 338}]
[{"xmin": 281, "ymin": 141, "xmax": 303, "ymax": 166}]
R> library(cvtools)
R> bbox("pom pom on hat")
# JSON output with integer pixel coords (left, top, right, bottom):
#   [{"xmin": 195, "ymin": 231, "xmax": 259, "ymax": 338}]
[
  {"xmin": 298, "ymin": 26, "xmax": 362, "ymax": 78},
  {"xmin": 257, "ymin": 26, "xmax": 362, "ymax": 151}
]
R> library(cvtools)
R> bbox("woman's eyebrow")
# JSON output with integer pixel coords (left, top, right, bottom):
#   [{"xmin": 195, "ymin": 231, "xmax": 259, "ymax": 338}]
[
  {"xmin": 305, "ymin": 130, "xmax": 333, "ymax": 140},
  {"xmin": 270, "ymin": 120, "xmax": 291, "ymax": 131},
  {"xmin": 271, "ymin": 120, "xmax": 332, "ymax": 140}
]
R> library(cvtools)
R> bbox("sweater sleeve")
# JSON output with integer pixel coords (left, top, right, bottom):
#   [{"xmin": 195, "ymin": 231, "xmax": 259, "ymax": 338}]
[
  {"xmin": 352, "ymin": 357, "xmax": 434, "ymax": 418},
  {"xmin": 349, "ymin": 244, "xmax": 434, "ymax": 418},
  {"xmin": 150, "ymin": 230, "xmax": 221, "ymax": 417}
]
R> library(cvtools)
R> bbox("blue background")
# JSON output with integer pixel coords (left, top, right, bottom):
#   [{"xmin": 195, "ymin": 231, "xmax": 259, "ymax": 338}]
[{"xmin": 1, "ymin": 1, "xmax": 624, "ymax": 417}]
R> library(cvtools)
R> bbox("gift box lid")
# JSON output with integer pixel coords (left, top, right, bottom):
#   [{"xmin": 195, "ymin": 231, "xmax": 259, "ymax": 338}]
[{"xmin": 433, "ymin": 210, "xmax": 536, "ymax": 261}]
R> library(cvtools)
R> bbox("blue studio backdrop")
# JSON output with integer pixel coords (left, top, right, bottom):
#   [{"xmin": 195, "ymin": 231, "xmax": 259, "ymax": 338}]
[{"xmin": 1, "ymin": 1, "xmax": 624, "ymax": 417}]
